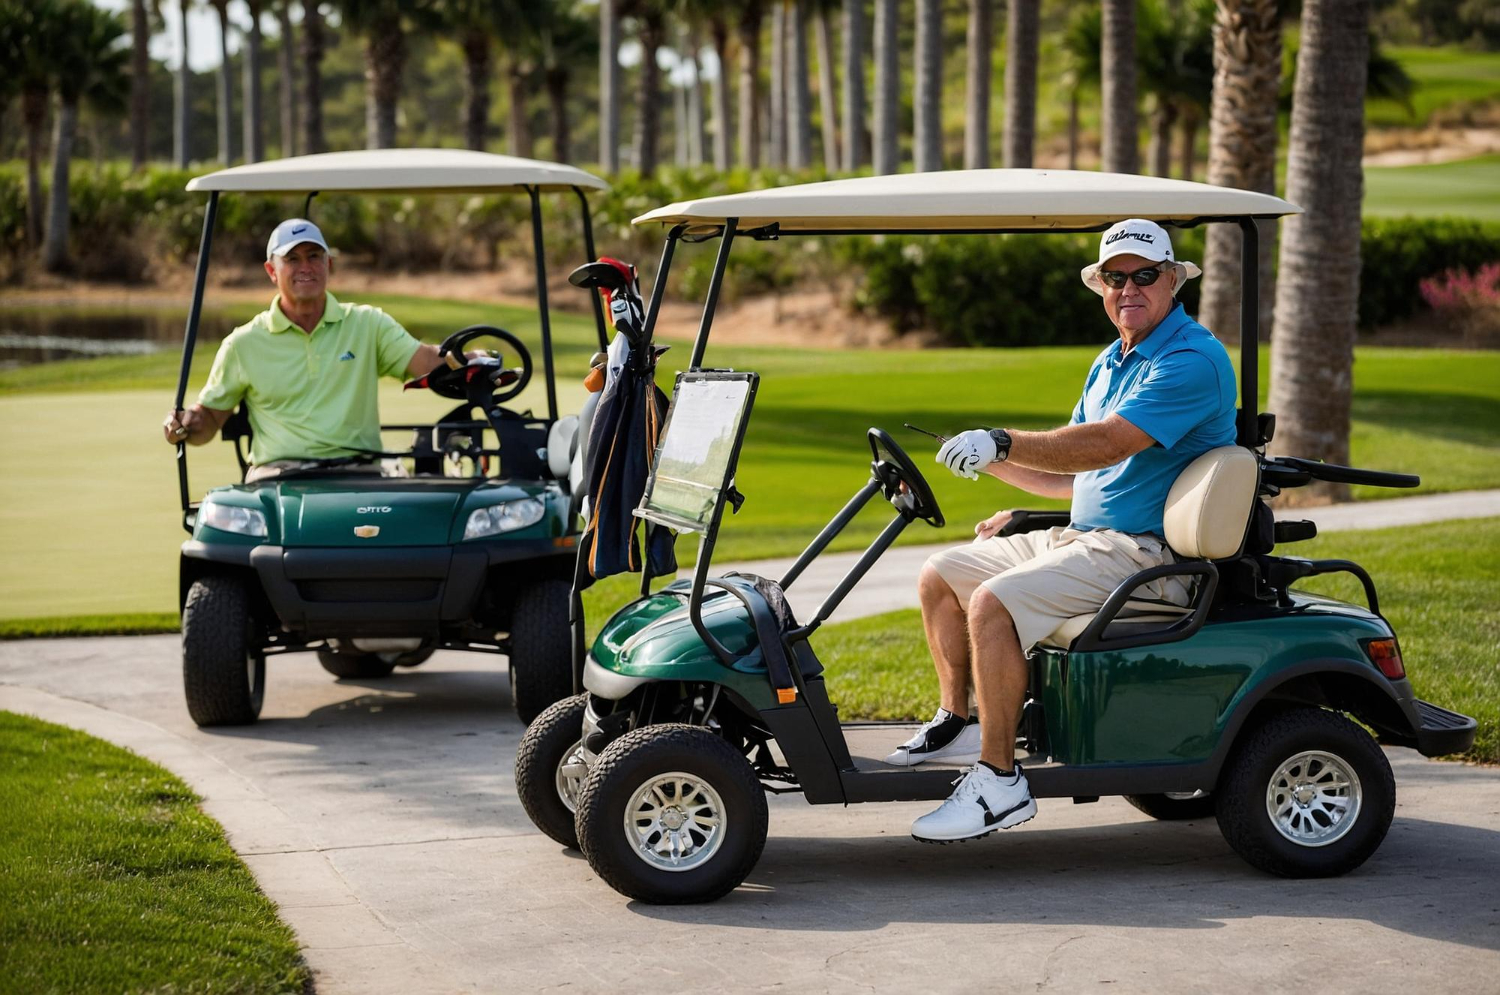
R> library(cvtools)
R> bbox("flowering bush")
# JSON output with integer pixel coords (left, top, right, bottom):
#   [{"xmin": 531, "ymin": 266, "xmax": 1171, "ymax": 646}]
[{"xmin": 1418, "ymin": 262, "xmax": 1500, "ymax": 344}]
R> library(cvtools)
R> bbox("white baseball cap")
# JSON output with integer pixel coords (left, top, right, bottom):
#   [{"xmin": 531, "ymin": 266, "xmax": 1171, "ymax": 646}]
[
  {"xmin": 265, "ymin": 218, "xmax": 330, "ymax": 260},
  {"xmin": 1080, "ymin": 218, "xmax": 1201, "ymax": 297}
]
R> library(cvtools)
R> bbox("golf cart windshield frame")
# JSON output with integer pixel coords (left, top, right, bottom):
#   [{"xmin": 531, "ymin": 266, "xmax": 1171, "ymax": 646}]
[
  {"xmin": 632, "ymin": 213, "xmax": 1268, "ymax": 664},
  {"xmin": 172, "ymin": 185, "xmax": 610, "ymax": 530}
]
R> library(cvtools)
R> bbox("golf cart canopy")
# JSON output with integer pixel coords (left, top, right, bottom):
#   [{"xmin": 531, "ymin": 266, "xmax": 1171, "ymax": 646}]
[
  {"xmin": 186, "ymin": 148, "xmax": 609, "ymax": 195},
  {"xmin": 633, "ymin": 169, "xmax": 1300, "ymax": 233}
]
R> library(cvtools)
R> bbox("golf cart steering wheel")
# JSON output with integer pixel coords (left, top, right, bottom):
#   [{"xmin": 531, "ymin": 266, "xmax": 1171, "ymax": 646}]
[
  {"xmin": 427, "ymin": 325, "xmax": 533, "ymax": 405},
  {"xmin": 868, "ymin": 428, "xmax": 944, "ymax": 527}
]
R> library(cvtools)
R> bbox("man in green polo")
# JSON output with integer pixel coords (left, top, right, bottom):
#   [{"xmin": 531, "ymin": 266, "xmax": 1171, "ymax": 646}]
[{"xmin": 162, "ymin": 218, "xmax": 454, "ymax": 481}]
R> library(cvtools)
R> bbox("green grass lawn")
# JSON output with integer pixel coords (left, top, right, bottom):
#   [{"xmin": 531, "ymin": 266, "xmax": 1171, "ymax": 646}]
[
  {"xmin": 1367, "ymin": 45, "xmax": 1500, "ymax": 128},
  {"xmin": 816, "ymin": 517, "xmax": 1500, "ymax": 765},
  {"xmin": 0, "ymin": 712, "xmax": 308, "ymax": 994},
  {"xmin": 0, "ymin": 300, "xmax": 1496, "ymax": 625},
  {"xmin": 1364, "ymin": 154, "xmax": 1500, "ymax": 222}
]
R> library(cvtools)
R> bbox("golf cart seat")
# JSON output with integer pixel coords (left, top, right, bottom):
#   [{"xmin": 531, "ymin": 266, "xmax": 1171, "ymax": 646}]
[{"xmin": 1037, "ymin": 445, "xmax": 1259, "ymax": 650}]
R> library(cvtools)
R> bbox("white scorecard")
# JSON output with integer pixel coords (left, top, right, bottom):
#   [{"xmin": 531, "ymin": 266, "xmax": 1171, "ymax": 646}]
[{"xmin": 638, "ymin": 374, "xmax": 757, "ymax": 533}]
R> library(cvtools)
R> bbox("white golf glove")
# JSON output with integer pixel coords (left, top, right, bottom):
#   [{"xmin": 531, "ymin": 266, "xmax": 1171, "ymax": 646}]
[{"xmin": 937, "ymin": 429, "xmax": 997, "ymax": 480}]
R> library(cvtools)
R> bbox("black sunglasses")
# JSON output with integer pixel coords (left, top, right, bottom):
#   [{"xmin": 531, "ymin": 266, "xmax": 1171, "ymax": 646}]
[{"xmin": 1099, "ymin": 261, "xmax": 1170, "ymax": 289}]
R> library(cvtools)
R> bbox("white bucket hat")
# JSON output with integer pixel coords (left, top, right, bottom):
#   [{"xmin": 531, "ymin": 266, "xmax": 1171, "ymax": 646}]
[
  {"xmin": 1080, "ymin": 218, "xmax": 1201, "ymax": 297},
  {"xmin": 265, "ymin": 218, "xmax": 331, "ymax": 260}
]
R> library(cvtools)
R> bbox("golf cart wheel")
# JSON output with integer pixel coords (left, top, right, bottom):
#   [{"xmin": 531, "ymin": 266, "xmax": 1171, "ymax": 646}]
[
  {"xmin": 316, "ymin": 649, "xmax": 398, "ymax": 680},
  {"xmin": 1215, "ymin": 707, "xmax": 1395, "ymax": 878},
  {"xmin": 1125, "ymin": 792, "xmax": 1216, "ymax": 821},
  {"xmin": 388, "ymin": 647, "xmax": 435, "ymax": 668},
  {"xmin": 575, "ymin": 724, "xmax": 768, "ymax": 904},
  {"xmin": 508, "ymin": 578, "xmax": 573, "ymax": 725},
  {"xmin": 182, "ymin": 575, "xmax": 265, "ymax": 727},
  {"xmin": 514, "ymin": 693, "xmax": 590, "ymax": 848}
]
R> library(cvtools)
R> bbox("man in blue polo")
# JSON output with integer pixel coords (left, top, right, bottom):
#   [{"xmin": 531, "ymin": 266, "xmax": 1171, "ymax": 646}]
[{"xmin": 891, "ymin": 219, "xmax": 1237, "ymax": 843}]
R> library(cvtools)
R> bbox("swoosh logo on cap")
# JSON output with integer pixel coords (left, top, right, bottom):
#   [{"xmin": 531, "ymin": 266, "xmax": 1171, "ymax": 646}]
[{"xmin": 292, "ymin": 225, "xmax": 309, "ymax": 234}]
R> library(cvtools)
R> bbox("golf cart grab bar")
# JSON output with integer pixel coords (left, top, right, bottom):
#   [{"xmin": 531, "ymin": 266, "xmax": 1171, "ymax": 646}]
[
  {"xmin": 1266, "ymin": 456, "xmax": 1420, "ymax": 489},
  {"xmin": 1070, "ymin": 561, "xmax": 1220, "ymax": 654}
]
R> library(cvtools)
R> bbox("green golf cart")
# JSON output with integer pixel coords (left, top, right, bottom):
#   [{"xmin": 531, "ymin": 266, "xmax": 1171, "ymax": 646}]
[
  {"xmin": 172, "ymin": 149, "xmax": 613, "ymax": 727},
  {"xmin": 514, "ymin": 169, "xmax": 1478, "ymax": 903}
]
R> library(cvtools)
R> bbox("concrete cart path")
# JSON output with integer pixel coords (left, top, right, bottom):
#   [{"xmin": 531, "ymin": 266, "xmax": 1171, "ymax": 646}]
[
  {"xmin": 4, "ymin": 637, "xmax": 1499, "ymax": 995},
  {"xmin": 718, "ymin": 489, "xmax": 1500, "ymax": 625}
]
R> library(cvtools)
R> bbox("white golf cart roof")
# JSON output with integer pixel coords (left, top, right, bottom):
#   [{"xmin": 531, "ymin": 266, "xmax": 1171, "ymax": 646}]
[
  {"xmin": 633, "ymin": 169, "xmax": 1299, "ymax": 232},
  {"xmin": 186, "ymin": 148, "xmax": 608, "ymax": 194}
]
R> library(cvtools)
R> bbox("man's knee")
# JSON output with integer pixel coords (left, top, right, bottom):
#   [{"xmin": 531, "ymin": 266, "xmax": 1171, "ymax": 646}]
[
  {"xmin": 968, "ymin": 586, "xmax": 1015, "ymax": 631},
  {"xmin": 918, "ymin": 561, "xmax": 958, "ymax": 607}
]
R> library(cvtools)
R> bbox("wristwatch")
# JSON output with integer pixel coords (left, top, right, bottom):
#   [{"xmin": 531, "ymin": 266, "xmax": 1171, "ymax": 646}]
[{"xmin": 988, "ymin": 428, "xmax": 1012, "ymax": 463}]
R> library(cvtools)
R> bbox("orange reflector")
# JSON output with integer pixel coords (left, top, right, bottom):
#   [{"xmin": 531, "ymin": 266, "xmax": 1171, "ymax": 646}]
[
  {"xmin": 1365, "ymin": 638, "xmax": 1405, "ymax": 680},
  {"xmin": 553, "ymin": 536, "xmax": 577, "ymax": 547},
  {"xmin": 776, "ymin": 687, "xmax": 798, "ymax": 704}
]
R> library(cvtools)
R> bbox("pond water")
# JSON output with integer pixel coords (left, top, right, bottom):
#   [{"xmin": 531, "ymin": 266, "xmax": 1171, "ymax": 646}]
[{"xmin": 0, "ymin": 307, "xmax": 238, "ymax": 370}]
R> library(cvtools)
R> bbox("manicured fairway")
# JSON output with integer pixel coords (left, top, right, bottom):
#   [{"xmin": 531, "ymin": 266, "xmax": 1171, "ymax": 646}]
[
  {"xmin": 0, "ymin": 712, "xmax": 308, "ymax": 994},
  {"xmin": 1363, "ymin": 154, "xmax": 1500, "ymax": 222}
]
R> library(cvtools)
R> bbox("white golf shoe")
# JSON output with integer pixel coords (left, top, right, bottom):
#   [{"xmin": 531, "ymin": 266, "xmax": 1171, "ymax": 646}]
[
  {"xmin": 910, "ymin": 762, "xmax": 1037, "ymax": 843},
  {"xmin": 884, "ymin": 708, "xmax": 982, "ymax": 767}
]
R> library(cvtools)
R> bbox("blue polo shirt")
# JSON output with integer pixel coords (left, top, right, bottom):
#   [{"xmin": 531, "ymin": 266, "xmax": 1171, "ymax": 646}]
[{"xmin": 1068, "ymin": 303, "xmax": 1237, "ymax": 536}]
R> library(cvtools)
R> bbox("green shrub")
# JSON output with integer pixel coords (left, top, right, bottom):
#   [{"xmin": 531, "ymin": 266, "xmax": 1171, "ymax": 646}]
[{"xmin": 1359, "ymin": 216, "xmax": 1500, "ymax": 329}]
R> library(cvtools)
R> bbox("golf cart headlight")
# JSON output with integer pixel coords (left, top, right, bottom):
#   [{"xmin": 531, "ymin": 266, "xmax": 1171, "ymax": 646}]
[
  {"xmin": 201, "ymin": 501, "xmax": 268, "ymax": 538},
  {"xmin": 464, "ymin": 498, "xmax": 545, "ymax": 540}
]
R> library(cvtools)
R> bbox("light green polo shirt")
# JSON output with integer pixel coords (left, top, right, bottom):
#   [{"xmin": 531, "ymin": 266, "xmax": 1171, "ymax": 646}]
[{"xmin": 198, "ymin": 292, "xmax": 422, "ymax": 465}]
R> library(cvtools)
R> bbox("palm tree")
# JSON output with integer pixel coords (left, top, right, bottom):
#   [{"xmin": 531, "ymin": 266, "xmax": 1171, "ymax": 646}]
[
  {"xmin": 684, "ymin": 22, "xmax": 707, "ymax": 165},
  {"xmin": 705, "ymin": 5, "xmax": 733, "ymax": 168},
  {"xmin": 963, "ymin": 0, "xmax": 992, "ymax": 169},
  {"xmin": 538, "ymin": 2, "xmax": 595, "ymax": 162},
  {"xmin": 599, "ymin": 0, "xmax": 620, "ymax": 170},
  {"xmin": 1138, "ymin": 0, "xmax": 1212, "ymax": 178},
  {"xmin": 439, "ymin": 0, "xmax": 512, "ymax": 152},
  {"xmin": 128, "ymin": 0, "xmax": 154, "ymax": 169},
  {"xmin": 625, "ymin": 0, "xmax": 667, "ymax": 173},
  {"xmin": 301, "ymin": 0, "xmax": 326, "ymax": 153},
  {"xmin": 769, "ymin": 1, "xmax": 786, "ymax": 167},
  {"xmin": 735, "ymin": 0, "xmax": 764, "ymax": 168},
  {"xmin": 207, "ymin": 0, "xmax": 235, "ymax": 163},
  {"xmin": 1267, "ymin": 0, "xmax": 1370, "ymax": 504},
  {"xmin": 273, "ymin": 0, "xmax": 298, "ymax": 156},
  {"xmin": 813, "ymin": 0, "xmax": 838, "ymax": 172},
  {"xmin": 1061, "ymin": 6, "xmax": 1101, "ymax": 169},
  {"xmin": 45, "ymin": 1, "xmax": 129, "ymax": 271},
  {"xmin": 335, "ymin": 0, "xmax": 431, "ymax": 150},
  {"xmin": 174, "ymin": 0, "xmax": 191, "ymax": 166},
  {"xmin": 871, "ymin": 0, "xmax": 896, "ymax": 173},
  {"xmin": 913, "ymin": 0, "xmax": 942, "ymax": 172},
  {"xmin": 840, "ymin": 0, "xmax": 865, "ymax": 171},
  {"xmin": 1199, "ymin": 0, "xmax": 1281, "ymax": 348},
  {"xmin": 243, "ymin": 0, "xmax": 266, "ymax": 163},
  {"xmin": 9, "ymin": 0, "xmax": 60, "ymax": 245},
  {"xmin": 1002, "ymin": 0, "xmax": 1039, "ymax": 168},
  {"xmin": 787, "ymin": 1, "xmax": 812, "ymax": 169},
  {"xmin": 1100, "ymin": 0, "xmax": 1139, "ymax": 174}
]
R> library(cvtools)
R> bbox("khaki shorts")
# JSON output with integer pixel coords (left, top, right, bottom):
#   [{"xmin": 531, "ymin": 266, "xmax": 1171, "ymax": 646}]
[
  {"xmin": 245, "ymin": 460, "xmax": 386, "ymax": 483},
  {"xmin": 926, "ymin": 526, "xmax": 1192, "ymax": 651}
]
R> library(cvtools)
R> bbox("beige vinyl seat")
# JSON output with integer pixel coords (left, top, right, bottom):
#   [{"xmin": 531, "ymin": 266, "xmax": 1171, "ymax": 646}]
[{"xmin": 1038, "ymin": 445, "xmax": 1260, "ymax": 650}]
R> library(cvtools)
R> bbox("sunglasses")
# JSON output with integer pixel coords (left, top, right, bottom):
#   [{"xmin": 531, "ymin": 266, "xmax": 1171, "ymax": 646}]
[{"xmin": 1099, "ymin": 261, "xmax": 1171, "ymax": 289}]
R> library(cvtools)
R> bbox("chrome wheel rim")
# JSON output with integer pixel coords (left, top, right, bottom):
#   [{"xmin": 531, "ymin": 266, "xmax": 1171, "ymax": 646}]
[
  {"xmin": 555, "ymin": 742, "xmax": 587, "ymax": 813},
  {"xmin": 623, "ymin": 772, "xmax": 726, "ymax": 872},
  {"xmin": 1265, "ymin": 750, "xmax": 1362, "ymax": 847}
]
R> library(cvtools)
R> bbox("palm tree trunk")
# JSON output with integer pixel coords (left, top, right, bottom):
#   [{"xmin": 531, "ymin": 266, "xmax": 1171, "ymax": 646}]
[
  {"xmin": 1067, "ymin": 85, "xmax": 1080, "ymax": 168},
  {"xmin": 769, "ymin": 1, "xmax": 786, "ymax": 168},
  {"xmin": 872, "ymin": 0, "xmax": 897, "ymax": 174},
  {"xmin": 787, "ymin": 1, "xmax": 812, "ymax": 169},
  {"xmin": 1003, "ymin": 0, "xmax": 1039, "ymax": 168},
  {"xmin": 674, "ymin": 78, "xmax": 688, "ymax": 166},
  {"xmin": 547, "ymin": 67, "xmax": 570, "ymax": 162},
  {"xmin": 841, "ymin": 0, "xmax": 866, "ymax": 171},
  {"xmin": 276, "ymin": 2, "xmax": 298, "ymax": 157},
  {"xmin": 599, "ymin": 0, "xmax": 620, "ymax": 172},
  {"xmin": 175, "ymin": 0, "xmax": 190, "ymax": 167},
  {"xmin": 1100, "ymin": 0, "xmax": 1139, "ymax": 174},
  {"xmin": 364, "ymin": 15, "xmax": 405, "ymax": 150},
  {"xmin": 1268, "ymin": 0, "xmax": 1369, "ymax": 504},
  {"xmin": 509, "ymin": 61, "xmax": 534, "ymax": 158},
  {"xmin": 815, "ymin": 7, "xmax": 839, "ymax": 172},
  {"xmin": 212, "ymin": 1, "xmax": 234, "ymax": 164},
  {"xmin": 243, "ymin": 0, "xmax": 265, "ymax": 163},
  {"xmin": 687, "ymin": 25, "xmax": 706, "ymax": 166},
  {"xmin": 462, "ymin": 29, "xmax": 491, "ymax": 152},
  {"xmin": 1149, "ymin": 97, "xmax": 1176, "ymax": 176},
  {"xmin": 711, "ymin": 17, "xmax": 732, "ymax": 168},
  {"xmin": 22, "ymin": 86, "xmax": 48, "ymax": 246},
  {"xmin": 130, "ymin": 0, "xmax": 150, "ymax": 169},
  {"xmin": 1177, "ymin": 106, "xmax": 1198, "ymax": 180},
  {"xmin": 737, "ymin": 3, "xmax": 763, "ymax": 169},
  {"xmin": 43, "ymin": 96, "xmax": 78, "ymax": 272},
  {"xmin": 301, "ymin": 0, "xmax": 325, "ymax": 154},
  {"xmin": 634, "ymin": 12, "xmax": 663, "ymax": 174},
  {"xmin": 963, "ymin": 0, "xmax": 992, "ymax": 169},
  {"xmin": 914, "ymin": 0, "xmax": 943, "ymax": 172},
  {"xmin": 1200, "ymin": 0, "xmax": 1282, "ymax": 346}
]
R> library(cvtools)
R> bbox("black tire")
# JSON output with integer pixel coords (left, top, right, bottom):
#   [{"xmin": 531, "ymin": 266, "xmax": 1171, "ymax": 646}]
[
  {"xmin": 508, "ymin": 578, "xmax": 573, "ymax": 725},
  {"xmin": 515, "ymin": 693, "xmax": 590, "ymax": 848},
  {"xmin": 1215, "ymin": 707, "xmax": 1395, "ymax": 878},
  {"xmin": 1125, "ymin": 792, "xmax": 1216, "ymax": 821},
  {"xmin": 317, "ymin": 649, "xmax": 398, "ymax": 679},
  {"xmin": 387, "ymin": 647, "xmax": 435, "ymax": 668},
  {"xmin": 182, "ymin": 575, "xmax": 265, "ymax": 727},
  {"xmin": 575, "ymin": 724, "xmax": 768, "ymax": 904}
]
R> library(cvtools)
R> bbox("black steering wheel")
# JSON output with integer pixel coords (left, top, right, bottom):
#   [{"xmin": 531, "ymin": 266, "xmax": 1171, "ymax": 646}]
[
  {"xmin": 868, "ymin": 428, "xmax": 944, "ymax": 527},
  {"xmin": 421, "ymin": 325, "xmax": 533, "ymax": 405}
]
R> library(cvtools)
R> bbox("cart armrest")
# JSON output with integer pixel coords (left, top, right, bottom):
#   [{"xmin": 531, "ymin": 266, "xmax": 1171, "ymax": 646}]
[{"xmin": 996, "ymin": 510, "xmax": 1072, "ymax": 537}]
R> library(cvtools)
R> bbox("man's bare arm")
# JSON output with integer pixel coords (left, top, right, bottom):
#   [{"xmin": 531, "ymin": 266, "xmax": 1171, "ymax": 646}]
[
  {"xmin": 407, "ymin": 343, "xmax": 445, "ymax": 378},
  {"xmin": 980, "ymin": 460, "xmax": 1074, "ymax": 500},
  {"xmin": 163, "ymin": 404, "xmax": 232, "ymax": 445},
  {"xmin": 1005, "ymin": 415, "xmax": 1155, "ymax": 474}
]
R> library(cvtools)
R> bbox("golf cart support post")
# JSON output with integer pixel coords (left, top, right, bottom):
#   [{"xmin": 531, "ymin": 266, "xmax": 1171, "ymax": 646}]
[{"xmin": 171, "ymin": 148, "xmax": 613, "ymax": 530}]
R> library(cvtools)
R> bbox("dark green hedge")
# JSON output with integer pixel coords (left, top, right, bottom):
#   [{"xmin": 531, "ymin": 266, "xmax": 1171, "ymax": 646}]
[{"xmin": 1358, "ymin": 217, "xmax": 1500, "ymax": 329}]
